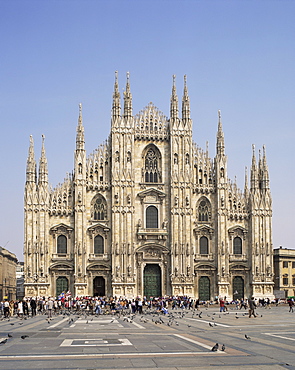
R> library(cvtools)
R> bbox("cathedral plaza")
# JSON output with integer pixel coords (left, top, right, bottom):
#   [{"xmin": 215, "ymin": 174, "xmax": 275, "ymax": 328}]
[
  {"xmin": 0, "ymin": 303, "xmax": 294, "ymax": 369},
  {"xmin": 24, "ymin": 74, "xmax": 274, "ymax": 302}
]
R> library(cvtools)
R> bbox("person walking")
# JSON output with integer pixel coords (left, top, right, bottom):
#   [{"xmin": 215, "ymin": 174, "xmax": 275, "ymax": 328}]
[
  {"xmin": 248, "ymin": 296, "xmax": 257, "ymax": 318},
  {"xmin": 30, "ymin": 298, "xmax": 37, "ymax": 316},
  {"xmin": 287, "ymin": 298, "xmax": 294, "ymax": 313},
  {"xmin": 219, "ymin": 298, "xmax": 225, "ymax": 312}
]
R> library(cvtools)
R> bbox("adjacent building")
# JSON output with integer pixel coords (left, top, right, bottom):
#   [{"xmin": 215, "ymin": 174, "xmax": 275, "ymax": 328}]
[
  {"xmin": 273, "ymin": 247, "xmax": 295, "ymax": 298},
  {"xmin": 16, "ymin": 261, "xmax": 25, "ymax": 300},
  {"xmin": 0, "ymin": 247, "xmax": 17, "ymax": 301},
  {"xmin": 24, "ymin": 74, "xmax": 274, "ymax": 300}
]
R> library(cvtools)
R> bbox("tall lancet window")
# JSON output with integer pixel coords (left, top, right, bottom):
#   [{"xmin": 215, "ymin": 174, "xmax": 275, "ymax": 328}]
[
  {"xmin": 198, "ymin": 198, "xmax": 211, "ymax": 221},
  {"xmin": 144, "ymin": 147, "xmax": 161, "ymax": 183},
  {"xmin": 91, "ymin": 195, "xmax": 107, "ymax": 220}
]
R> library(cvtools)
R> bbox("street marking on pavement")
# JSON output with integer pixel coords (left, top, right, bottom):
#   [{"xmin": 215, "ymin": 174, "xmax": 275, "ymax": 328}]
[
  {"xmin": 174, "ymin": 334, "xmax": 218, "ymax": 351},
  {"xmin": 264, "ymin": 332, "xmax": 295, "ymax": 342},
  {"xmin": 131, "ymin": 321, "xmax": 145, "ymax": 329},
  {"xmin": 49, "ymin": 317, "xmax": 69, "ymax": 328},
  {"xmin": 60, "ymin": 338, "xmax": 132, "ymax": 347},
  {"xmin": 187, "ymin": 318, "xmax": 231, "ymax": 327},
  {"xmin": 0, "ymin": 351, "xmax": 225, "ymax": 360}
]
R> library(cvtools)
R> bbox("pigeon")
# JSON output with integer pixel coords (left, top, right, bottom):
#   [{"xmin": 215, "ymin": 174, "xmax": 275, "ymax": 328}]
[
  {"xmin": 209, "ymin": 322, "xmax": 214, "ymax": 327},
  {"xmin": 10, "ymin": 323, "xmax": 14, "ymax": 326},
  {"xmin": 0, "ymin": 338, "xmax": 7, "ymax": 344},
  {"xmin": 245, "ymin": 334, "xmax": 251, "ymax": 340},
  {"xmin": 221, "ymin": 344, "xmax": 225, "ymax": 351},
  {"xmin": 8, "ymin": 334, "xmax": 13, "ymax": 338},
  {"xmin": 21, "ymin": 335, "xmax": 29, "ymax": 340},
  {"xmin": 211, "ymin": 343, "xmax": 219, "ymax": 351}
]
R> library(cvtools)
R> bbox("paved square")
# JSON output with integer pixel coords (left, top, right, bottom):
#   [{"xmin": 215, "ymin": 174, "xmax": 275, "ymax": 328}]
[{"xmin": 0, "ymin": 305, "xmax": 294, "ymax": 369}]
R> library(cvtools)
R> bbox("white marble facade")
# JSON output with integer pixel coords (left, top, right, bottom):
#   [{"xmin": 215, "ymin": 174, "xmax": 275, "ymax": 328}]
[{"xmin": 24, "ymin": 73, "xmax": 274, "ymax": 300}]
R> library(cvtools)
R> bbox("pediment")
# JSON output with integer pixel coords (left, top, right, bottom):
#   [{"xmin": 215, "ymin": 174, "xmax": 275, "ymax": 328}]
[
  {"xmin": 86, "ymin": 264, "xmax": 110, "ymax": 271},
  {"xmin": 137, "ymin": 188, "xmax": 166, "ymax": 200},
  {"xmin": 50, "ymin": 223, "xmax": 74, "ymax": 237},
  {"xmin": 195, "ymin": 263, "xmax": 216, "ymax": 270},
  {"xmin": 49, "ymin": 263, "xmax": 74, "ymax": 270},
  {"xmin": 194, "ymin": 224, "xmax": 214, "ymax": 233},
  {"xmin": 50, "ymin": 223, "xmax": 73, "ymax": 232},
  {"xmin": 136, "ymin": 243, "xmax": 170, "ymax": 254},
  {"xmin": 230, "ymin": 264, "xmax": 249, "ymax": 271},
  {"xmin": 228, "ymin": 225, "xmax": 247, "ymax": 233},
  {"xmin": 88, "ymin": 223, "xmax": 110, "ymax": 233}
]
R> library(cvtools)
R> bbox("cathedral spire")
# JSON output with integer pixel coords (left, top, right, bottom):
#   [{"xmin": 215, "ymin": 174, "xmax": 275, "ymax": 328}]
[
  {"xmin": 38, "ymin": 134, "xmax": 48, "ymax": 184},
  {"xmin": 123, "ymin": 71, "xmax": 132, "ymax": 118},
  {"xmin": 182, "ymin": 75, "xmax": 190, "ymax": 120},
  {"xmin": 262, "ymin": 145, "xmax": 270, "ymax": 190},
  {"xmin": 250, "ymin": 144, "xmax": 258, "ymax": 190},
  {"xmin": 216, "ymin": 110, "xmax": 225, "ymax": 156},
  {"xmin": 26, "ymin": 135, "xmax": 37, "ymax": 183},
  {"xmin": 112, "ymin": 70, "xmax": 121, "ymax": 120},
  {"xmin": 170, "ymin": 75, "xmax": 179, "ymax": 119},
  {"xmin": 244, "ymin": 166, "xmax": 249, "ymax": 197},
  {"xmin": 76, "ymin": 103, "xmax": 85, "ymax": 151}
]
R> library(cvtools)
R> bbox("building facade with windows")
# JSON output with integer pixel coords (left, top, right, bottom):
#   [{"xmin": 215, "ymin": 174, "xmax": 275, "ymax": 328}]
[
  {"xmin": 273, "ymin": 247, "xmax": 295, "ymax": 298},
  {"xmin": 24, "ymin": 74, "xmax": 274, "ymax": 300},
  {"xmin": 0, "ymin": 247, "xmax": 17, "ymax": 301}
]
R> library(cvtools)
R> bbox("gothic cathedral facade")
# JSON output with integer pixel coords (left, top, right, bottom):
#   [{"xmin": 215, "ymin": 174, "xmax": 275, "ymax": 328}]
[{"xmin": 24, "ymin": 74, "xmax": 274, "ymax": 300}]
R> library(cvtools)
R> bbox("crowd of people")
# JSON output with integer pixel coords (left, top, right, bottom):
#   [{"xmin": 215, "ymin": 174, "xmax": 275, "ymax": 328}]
[{"xmin": 0, "ymin": 295, "xmax": 291, "ymax": 319}]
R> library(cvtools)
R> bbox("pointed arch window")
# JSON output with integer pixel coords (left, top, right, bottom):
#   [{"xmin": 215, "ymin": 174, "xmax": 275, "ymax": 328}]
[
  {"xmin": 146, "ymin": 206, "xmax": 158, "ymax": 228},
  {"xmin": 57, "ymin": 235, "xmax": 67, "ymax": 254},
  {"xmin": 233, "ymin": 236, "xmax": 242, "ymax": 255},
  {"xmin": 198, "ymin": 199, "xmax": 211, "ymax": 221},
  {"xmin": 92, "ymin": 195, "xmax": 107, "ymax": 220},
  {"xmin": 200, "ymin": 236, "xmax": 209, "ymax": 255},
  {"xmin": 144, "ymin": 148, "xmax": 161, "ymax": 183},
  {"xmin": 94, "ymin": 235, "xmax": 104, "ymax": 254}
]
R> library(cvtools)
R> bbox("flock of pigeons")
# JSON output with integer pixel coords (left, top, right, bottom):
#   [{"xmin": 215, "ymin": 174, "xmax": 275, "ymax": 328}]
[{"xmin": 0, "ymin": 307, "xmax": 254, "ymax": 353}]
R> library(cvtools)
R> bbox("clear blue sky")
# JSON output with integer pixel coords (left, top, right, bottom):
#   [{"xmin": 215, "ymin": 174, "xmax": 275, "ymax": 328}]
[{"xmin": 1, "ymin": 0, "xmax": 294, "ymax": 260}]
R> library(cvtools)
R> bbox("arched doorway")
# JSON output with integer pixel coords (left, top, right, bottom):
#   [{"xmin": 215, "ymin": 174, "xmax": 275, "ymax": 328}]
[
  {"xmin": 93, "ymin": 276, "xmax": 105, "ymax": 297},
  {"xmin": 233, "ymin": 276, "xmax": 244, "ymax": 300},
  {"xmin": 56, "ymin": 277, "xmax": 68, "ymax": 297},
  {"xmin": 144, "ymin": 264, "xmax": 161, "ymax": 299},
  {"xmin": 198, "ymin": 276, "xmax": 210, "ymax": 301}
]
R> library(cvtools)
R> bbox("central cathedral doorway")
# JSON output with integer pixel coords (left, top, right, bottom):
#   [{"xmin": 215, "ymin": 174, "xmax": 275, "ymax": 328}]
[
  {"xmin": 198, "ymin": 276, "xmax": 210, "ymax": 301},
  {"xmin": 56, "ymin": 277, "xmax": 68, "ymax": 297},
  {"xmin": 233, "ymin": 276, "xmax": 244, "ymax": 300},
  {"xmin": 143, "ymin": 264, "xmax": 161, "ymax": 299},
  {"xmin": 93, "ymin": 276, "xmax": 105, "ymax": 297}
]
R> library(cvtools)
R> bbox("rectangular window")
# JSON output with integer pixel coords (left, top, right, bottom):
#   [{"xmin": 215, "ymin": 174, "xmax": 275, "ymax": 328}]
[
  {"xmin": 283, "ymin": 261, "xmax": 288, "ymax": 268},
  {"xmin": 292, "ymin": 277, "xmax": 295, "ymax": 286},
  {"xmin": 283, "ymin": 277, "xmax": 288, "ymax": 285},
  {"xmin": 292, "ymin": 262, "xmax": 295, "ymax": 269}
]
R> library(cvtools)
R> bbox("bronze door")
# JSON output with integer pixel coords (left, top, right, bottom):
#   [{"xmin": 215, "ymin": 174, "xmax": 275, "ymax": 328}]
[
  {"xmin": 143, "ymin": 264, "xmax": 161, "ymax": 299},
  {"xmin": 56, "ymin": 277, "xmax": 68, "ymax": 297},
  {"xmin": 198, "ymin": 276, "xmax": 210, "ymax": 301},
  {"xmin": 93, "ymin": 276, "xmax": 105, "ymax": 297},
  {"xmin": 233, "ymin": 276, "xmax": 244, "ymax": 300}
]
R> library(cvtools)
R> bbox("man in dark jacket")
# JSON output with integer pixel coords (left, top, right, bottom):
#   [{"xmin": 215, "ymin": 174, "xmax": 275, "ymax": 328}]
[
  {"xmin": 248, "ymin": 297, "xmax": 257, "ymax": 318},
  {"xmin": 30, "ymin": 298, "xmax": 37, "ymax": 316}
]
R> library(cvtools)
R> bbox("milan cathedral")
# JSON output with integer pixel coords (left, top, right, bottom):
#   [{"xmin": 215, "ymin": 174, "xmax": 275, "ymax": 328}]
[{"xmin": 24, "ymin": 73, "xmax": 274, "ymax": 300}]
